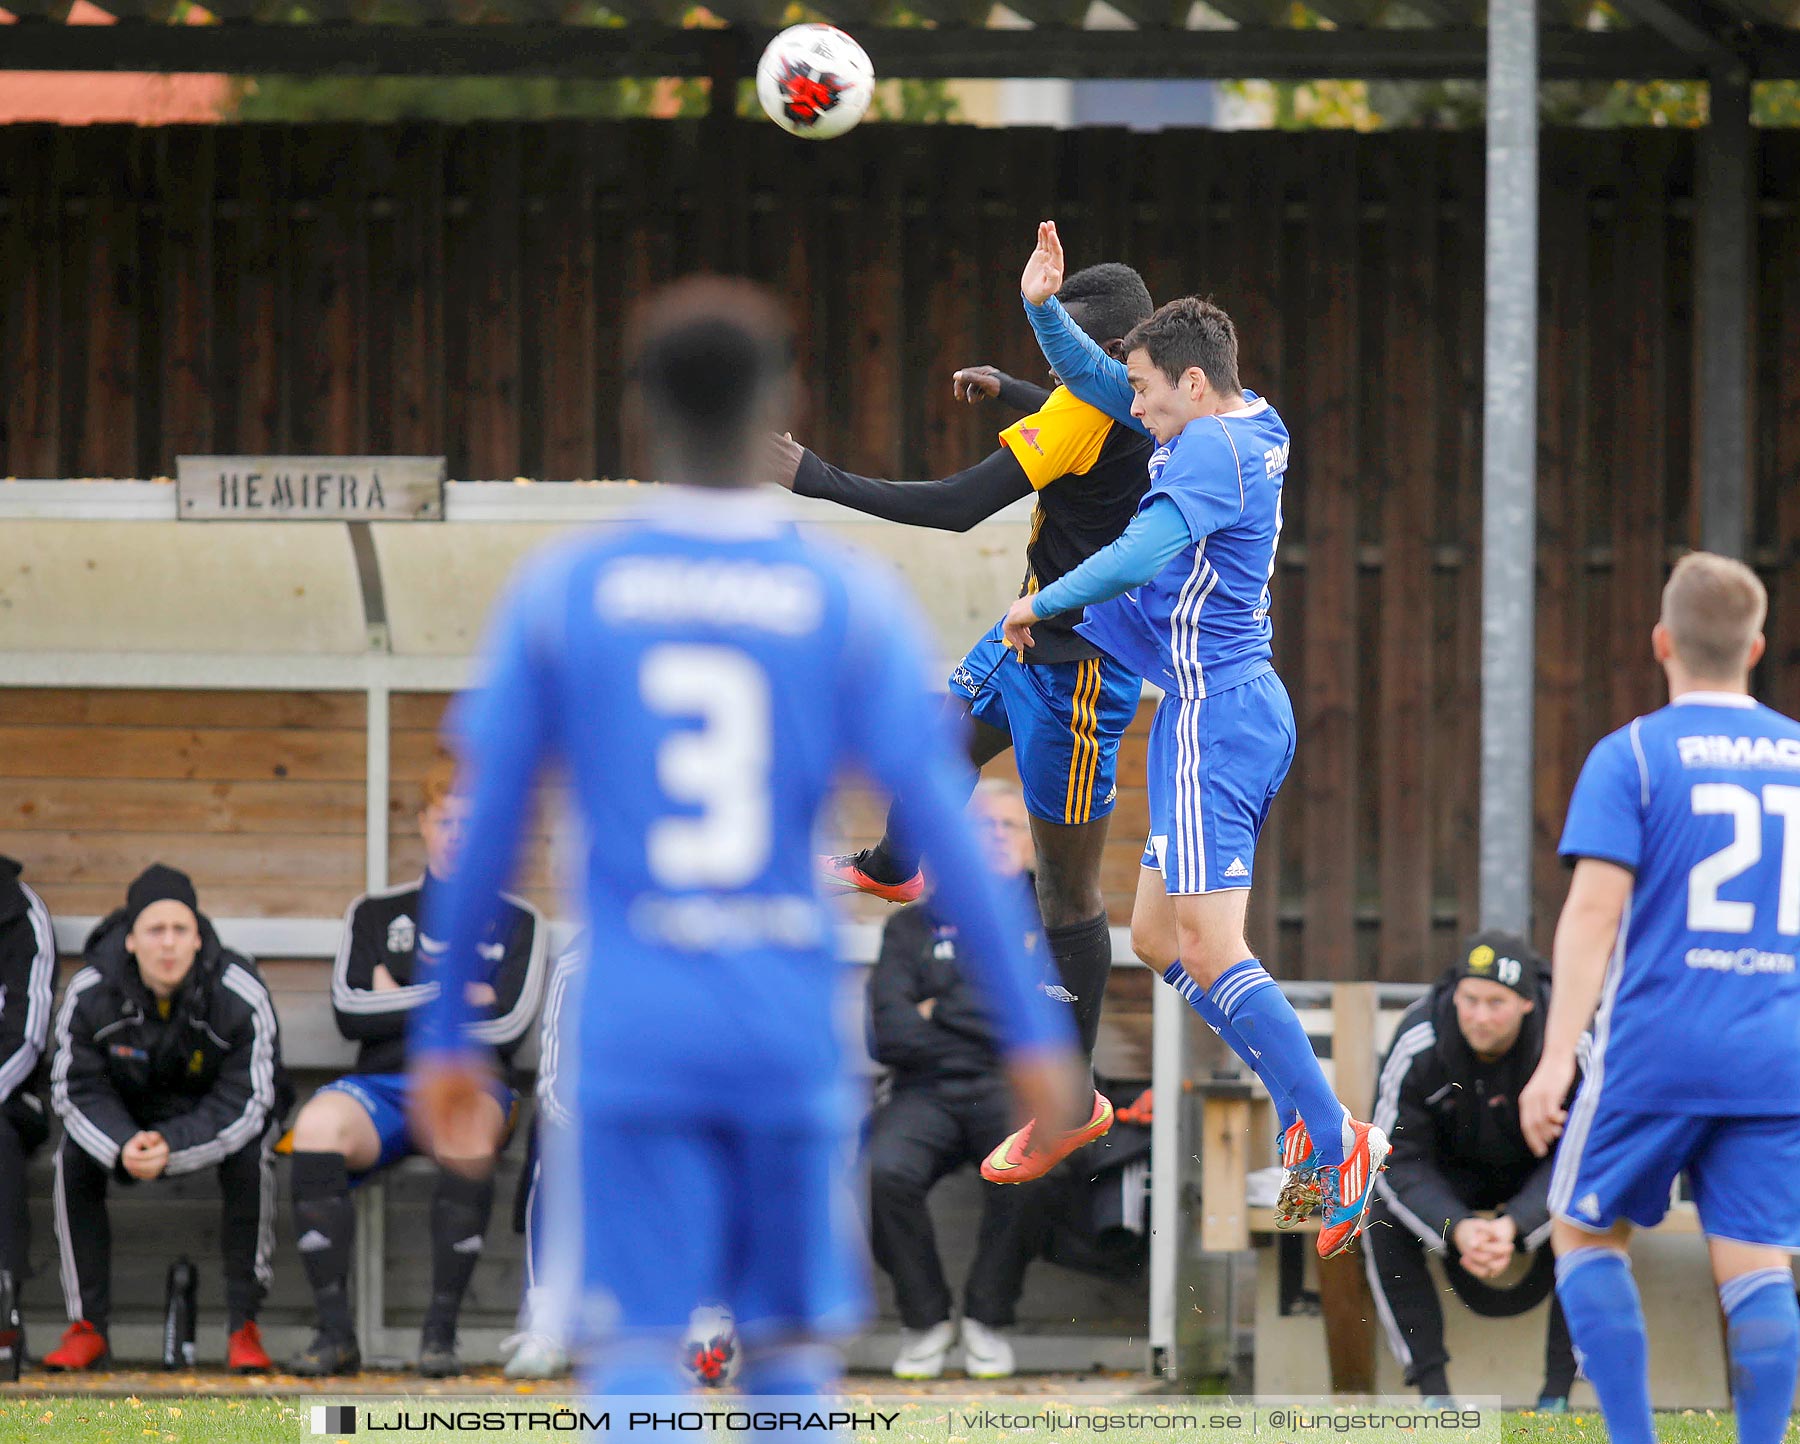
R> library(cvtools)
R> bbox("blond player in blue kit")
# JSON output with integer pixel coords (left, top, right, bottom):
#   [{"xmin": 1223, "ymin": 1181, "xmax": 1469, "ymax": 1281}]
[{"xmin": 1522, "ymin": 553, "xmax": 1800, "ymax": 1444}]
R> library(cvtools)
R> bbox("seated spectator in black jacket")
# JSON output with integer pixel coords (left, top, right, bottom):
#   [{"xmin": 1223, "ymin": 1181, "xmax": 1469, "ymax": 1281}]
[
  {"xmin": 866, "ymin": 782, "xmax": 1059, "ymax": 1382},
  {"xmin": 286, "ymin": 753, "xmax": 546, "ymax": 1379},
  {"xmin": 0, "ymin": 856, "xmax": 55, "ymax": 1360},
  {"xmin": 45, "ymin": 864, "xmax": 290, "ymax": 1373},
  {"xmin": 1365, "ymin": 932, "xmax": 1589, "ymax": 1409}
]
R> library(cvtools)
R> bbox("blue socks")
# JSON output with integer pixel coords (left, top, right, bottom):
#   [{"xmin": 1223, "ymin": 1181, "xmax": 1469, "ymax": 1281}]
[
  {"xmin": 1722, "ymin": 1268, "xmax": 1800, "ymax": 1444},
  {"xmin": 1207, "ymin": 960, "xmax": 1348, "ymax": 1168},
  {"xmin": 1556, "ymin": 1248, "xmax": 1654, "ymax": 1444},
  {"xmin": 1162, "ymin": 962, "xmax": 1300, "ymax": 1140}
]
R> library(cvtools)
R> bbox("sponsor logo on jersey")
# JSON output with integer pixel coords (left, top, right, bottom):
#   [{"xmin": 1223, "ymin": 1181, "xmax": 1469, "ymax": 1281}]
[
  {"xmin": 1685, "ymin": 947, "xmax": 1797, "ymax": 976},
  {"xmin": 386, "ymin": 915, "xmax": 416, "ymax": 954},
  {"xmin": 1677, "ymin": 734, "xmax": 1800, "ymax": 769},
  {"xmin": 598, "ymin": 559, "xmax": 824, "ymax": 636},
  {"xmin": 478, "ymin": 942, "xmax": 505, "ymax": 963}
]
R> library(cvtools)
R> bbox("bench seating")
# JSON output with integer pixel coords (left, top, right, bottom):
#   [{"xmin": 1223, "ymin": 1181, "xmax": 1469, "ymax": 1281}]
[{"xmin": 20, "ymin": 921, "xmax": 1156, "ymax": 1370}]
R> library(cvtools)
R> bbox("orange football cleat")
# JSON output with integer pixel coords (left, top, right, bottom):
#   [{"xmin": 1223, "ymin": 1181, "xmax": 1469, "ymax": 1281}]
[
  {"xmin": 820, "ymin": 852, "xmax": 924, "ymax": 905},
  {"xmin": 1316, "ymin": 1120, "xmax": 1391, "ymax": 1259},
  {"xmin": 981, "ymin": 1090, "xmax": 1114, "ymax": 1184}
]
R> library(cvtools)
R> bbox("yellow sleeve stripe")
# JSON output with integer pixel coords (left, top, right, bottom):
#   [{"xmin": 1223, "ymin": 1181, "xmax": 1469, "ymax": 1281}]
[{"xmin": 1000, "ymin": 387, "xmax": 1114, "ymax": 493}]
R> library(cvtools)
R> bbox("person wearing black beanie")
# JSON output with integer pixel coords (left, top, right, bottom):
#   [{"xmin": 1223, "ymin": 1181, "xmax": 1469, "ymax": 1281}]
[{"xmin": 44, "ymin": 864, "xmax": 290, "ymax": 1374}]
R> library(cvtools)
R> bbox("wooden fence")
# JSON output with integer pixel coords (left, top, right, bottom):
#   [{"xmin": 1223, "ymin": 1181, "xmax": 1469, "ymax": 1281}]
[{"xmin": 2, "ymin": 121, "xmax": 1798, "ymax": 982}]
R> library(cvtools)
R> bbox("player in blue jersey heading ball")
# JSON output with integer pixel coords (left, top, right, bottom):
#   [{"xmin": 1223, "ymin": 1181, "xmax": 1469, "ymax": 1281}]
[
  {"xmin": 993, "ymin": 222, "xmax": 1387, "ymax": 1261},
  {"xmin": 408, "ymin": 277, "xmax": 1084, "ymax": 1400},
  {"xmin": 1523, "ymin": 552, "xmax": 1800, "ymax": 1444}
]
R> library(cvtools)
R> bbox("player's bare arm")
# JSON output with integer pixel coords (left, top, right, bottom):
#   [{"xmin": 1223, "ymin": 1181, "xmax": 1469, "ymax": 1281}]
[{"xmin": 1521, "ymin": 858, "xmax": 1632, "ymax": 1156}]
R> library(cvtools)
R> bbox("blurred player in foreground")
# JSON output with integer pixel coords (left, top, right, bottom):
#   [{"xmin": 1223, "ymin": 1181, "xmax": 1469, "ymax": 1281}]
[
  {"xmin": 770, "ymin": 263, "xmax": 1157, "ymax": 1183},
  {"xmin": 998, "ymin": 221, "xmax": 1386, "ymax": 1259},
  {"xmin": 1522, "ymin": 553, "xmax": 1800, "ymax": 1444},
  {"xmin": 410, "ymin": 277, "xmax": 1084, "ymax": 1400}
]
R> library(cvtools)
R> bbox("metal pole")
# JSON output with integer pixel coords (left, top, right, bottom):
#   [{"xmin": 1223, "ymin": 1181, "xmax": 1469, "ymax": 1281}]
[
  {"xmin": 366, "ymin": 682, "xmax": 390, "ymax": 895},
  {"xmin": 1147, "ymin": 975, "xmax": 1186, "ymax": 1378},
  {"xmin": 1480, "ymin": 0, "xmax": 1540, "ymax": 937},
  {"xmin": 1697, "ymin": 66, "xmax": 1754, "ymax": 559}
]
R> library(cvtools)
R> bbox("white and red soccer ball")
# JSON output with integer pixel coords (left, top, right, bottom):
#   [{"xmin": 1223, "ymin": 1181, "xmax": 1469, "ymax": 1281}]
[{"xmin": 755, "ymin": 24, "xmax": 875, "ymax": 141}]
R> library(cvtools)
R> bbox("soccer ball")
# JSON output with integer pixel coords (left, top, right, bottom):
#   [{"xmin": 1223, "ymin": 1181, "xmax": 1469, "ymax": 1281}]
[
  {"xmin": 755, "ymin": 24, "xmax": 875, "ymax": 141},
  {"xmin": 680, "ymin": 1303, "xmax": 740, "ymax": 1387}
]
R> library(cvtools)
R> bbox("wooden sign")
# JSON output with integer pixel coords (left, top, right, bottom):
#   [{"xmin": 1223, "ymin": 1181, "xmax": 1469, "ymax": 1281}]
[{"xmin": 176, "ymin": 456, "xmax": 445, "ymax": 521}]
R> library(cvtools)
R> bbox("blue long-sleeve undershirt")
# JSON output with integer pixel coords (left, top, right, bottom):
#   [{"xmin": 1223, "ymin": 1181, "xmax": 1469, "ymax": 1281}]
[
  {"xmin": 1029, "ymin": 494, "xmax": 1191, "ymax": 619},
  {"xmin": 1024, "ymin": 294, "xmax": 1148, "ymax": 437}
]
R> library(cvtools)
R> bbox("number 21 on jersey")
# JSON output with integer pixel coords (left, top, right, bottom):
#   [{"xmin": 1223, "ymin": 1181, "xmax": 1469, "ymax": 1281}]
[{"xmin": 1688, "ymin": 782, "xmax": 1800, "ymax": 935}]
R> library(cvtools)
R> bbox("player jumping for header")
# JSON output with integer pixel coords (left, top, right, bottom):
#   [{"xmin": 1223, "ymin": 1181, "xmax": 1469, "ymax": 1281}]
[
  {"xmin": 996, "ymin": 221, "xmax": 1387, "ymax": 1259},
  {"xmin": 1522, "ymin": 553, "xmax": 1800, "ymax": 1444},
  {"xmin": 769, "ymin": 263, "xmax": 1158, "ymax": 1183},
  {"xmin": 410, "ymin": 278, "xmax": 1085, "ymax": 1399}
]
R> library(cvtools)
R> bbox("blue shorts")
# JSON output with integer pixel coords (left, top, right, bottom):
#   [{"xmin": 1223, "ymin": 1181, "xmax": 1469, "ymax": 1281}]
[
  {"xmin": 313, "ymin": 1072, "xmax": 516, "ymax": 1176},
  {"xmin": 1550, "ymin": 1094, "xmax": 1800, "ymax": 1248},
  {"xmin": 575, "ymin": 1117, "xmax": 867, "ymax": 1344},
  {"xmin": 949, "ymin": 621, "xmax": 1139, "ymax": 825},
  {"xmin": 1141, "ymin": 671, "xmax": 1296, "ymax": 895}
]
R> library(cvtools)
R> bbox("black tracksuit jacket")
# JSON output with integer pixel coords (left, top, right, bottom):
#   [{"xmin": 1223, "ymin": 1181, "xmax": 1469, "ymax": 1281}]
[
  {"xmin": 1373, "ymin": 967, "xmax": 1588, "ymax": 1251},
  {"xmin": 51, "ymin": 910, "xmax": 292, "ymax": 1176}
]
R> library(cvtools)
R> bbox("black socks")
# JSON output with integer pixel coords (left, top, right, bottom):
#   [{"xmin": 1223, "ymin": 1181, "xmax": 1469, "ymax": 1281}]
[
  {"xmin": 423, "ymin": 1169, "xmax": 495, "ymax": 1340},
  {"xmin": 1045, "ymin": 913, "xmax": 1114, "ymax": 1059},
  {"xmin": 290, "ymin": 1151, "xmax": 355, "ymax": 1341}
]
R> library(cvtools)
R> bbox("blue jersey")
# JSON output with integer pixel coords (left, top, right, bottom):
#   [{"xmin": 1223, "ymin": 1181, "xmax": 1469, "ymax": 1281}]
[
  {"xmin": 1075, "ymin": 402, "xmax": 1288, "ymax": 700},
  {"xmin": 1559, "ymin": 691, "xmax": 1800, "ymax": 1116},
  {"xmin": 1022, "ymin": 294, "xmax": 1288, "ymax": 700},
  {"xmin": 413, "ymin": 489, "xmax": 1069, "ymax": 1129}
]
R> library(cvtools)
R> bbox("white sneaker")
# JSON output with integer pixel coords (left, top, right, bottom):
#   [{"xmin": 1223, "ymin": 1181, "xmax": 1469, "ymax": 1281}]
[
  {"xmin": 960, "ymin": 1317, "xmax": 1015, "ymax": 1379},
  {"xmin": 500, "ymin": 1330, "xmax": 570, "ymax": 1379},
  {"xmin": 892, "ymin": 1319, "xmax": 956, "ymax": 1380}
]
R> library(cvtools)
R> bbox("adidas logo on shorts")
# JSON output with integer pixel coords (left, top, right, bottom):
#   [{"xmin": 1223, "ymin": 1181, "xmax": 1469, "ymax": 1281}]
[
  {"xmin": 1575, "ymin": 1193, "xmax": 1602, "ymax": 1220},
  {"xmin": 1223, "ymin": 857, "xmax": 1250, "ymax": 880}
]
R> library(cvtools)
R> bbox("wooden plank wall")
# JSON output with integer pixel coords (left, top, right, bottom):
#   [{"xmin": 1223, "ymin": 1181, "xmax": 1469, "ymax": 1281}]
[{"xmin": 3, "ymin": 123, "xmax": 1799, "ymax": 982}]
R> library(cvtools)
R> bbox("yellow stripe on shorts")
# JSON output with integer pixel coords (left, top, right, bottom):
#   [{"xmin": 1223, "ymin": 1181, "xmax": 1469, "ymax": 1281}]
[{"xmin": 1064, "ymin": 658, "xmax": 1102, "ymax": 825}]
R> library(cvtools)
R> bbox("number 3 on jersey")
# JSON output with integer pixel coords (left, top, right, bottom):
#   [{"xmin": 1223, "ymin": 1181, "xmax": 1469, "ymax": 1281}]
[
  {"xmin": 1689, "ymin": 782, "xmax": 1800, "ymax": 935},
  {"xmin": 640, "ymin": 643, "xmax": 773, "ymax": 888}
]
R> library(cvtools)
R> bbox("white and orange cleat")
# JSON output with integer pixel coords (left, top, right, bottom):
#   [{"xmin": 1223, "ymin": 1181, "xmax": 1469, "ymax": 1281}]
[
  {"xmin": 1275, "ymin": 1118, "xmax": 1326, "ymax": 1230},
  {"xmin": 1315, "ymin": 1120, "xmax": 1390, "ymax": 1259}
]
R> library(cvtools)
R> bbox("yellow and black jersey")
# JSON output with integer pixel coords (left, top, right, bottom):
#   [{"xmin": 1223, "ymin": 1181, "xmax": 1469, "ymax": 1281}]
[{"xmin": 999, "ymin": 387, "xmax": 1154, "ymax": 664}]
